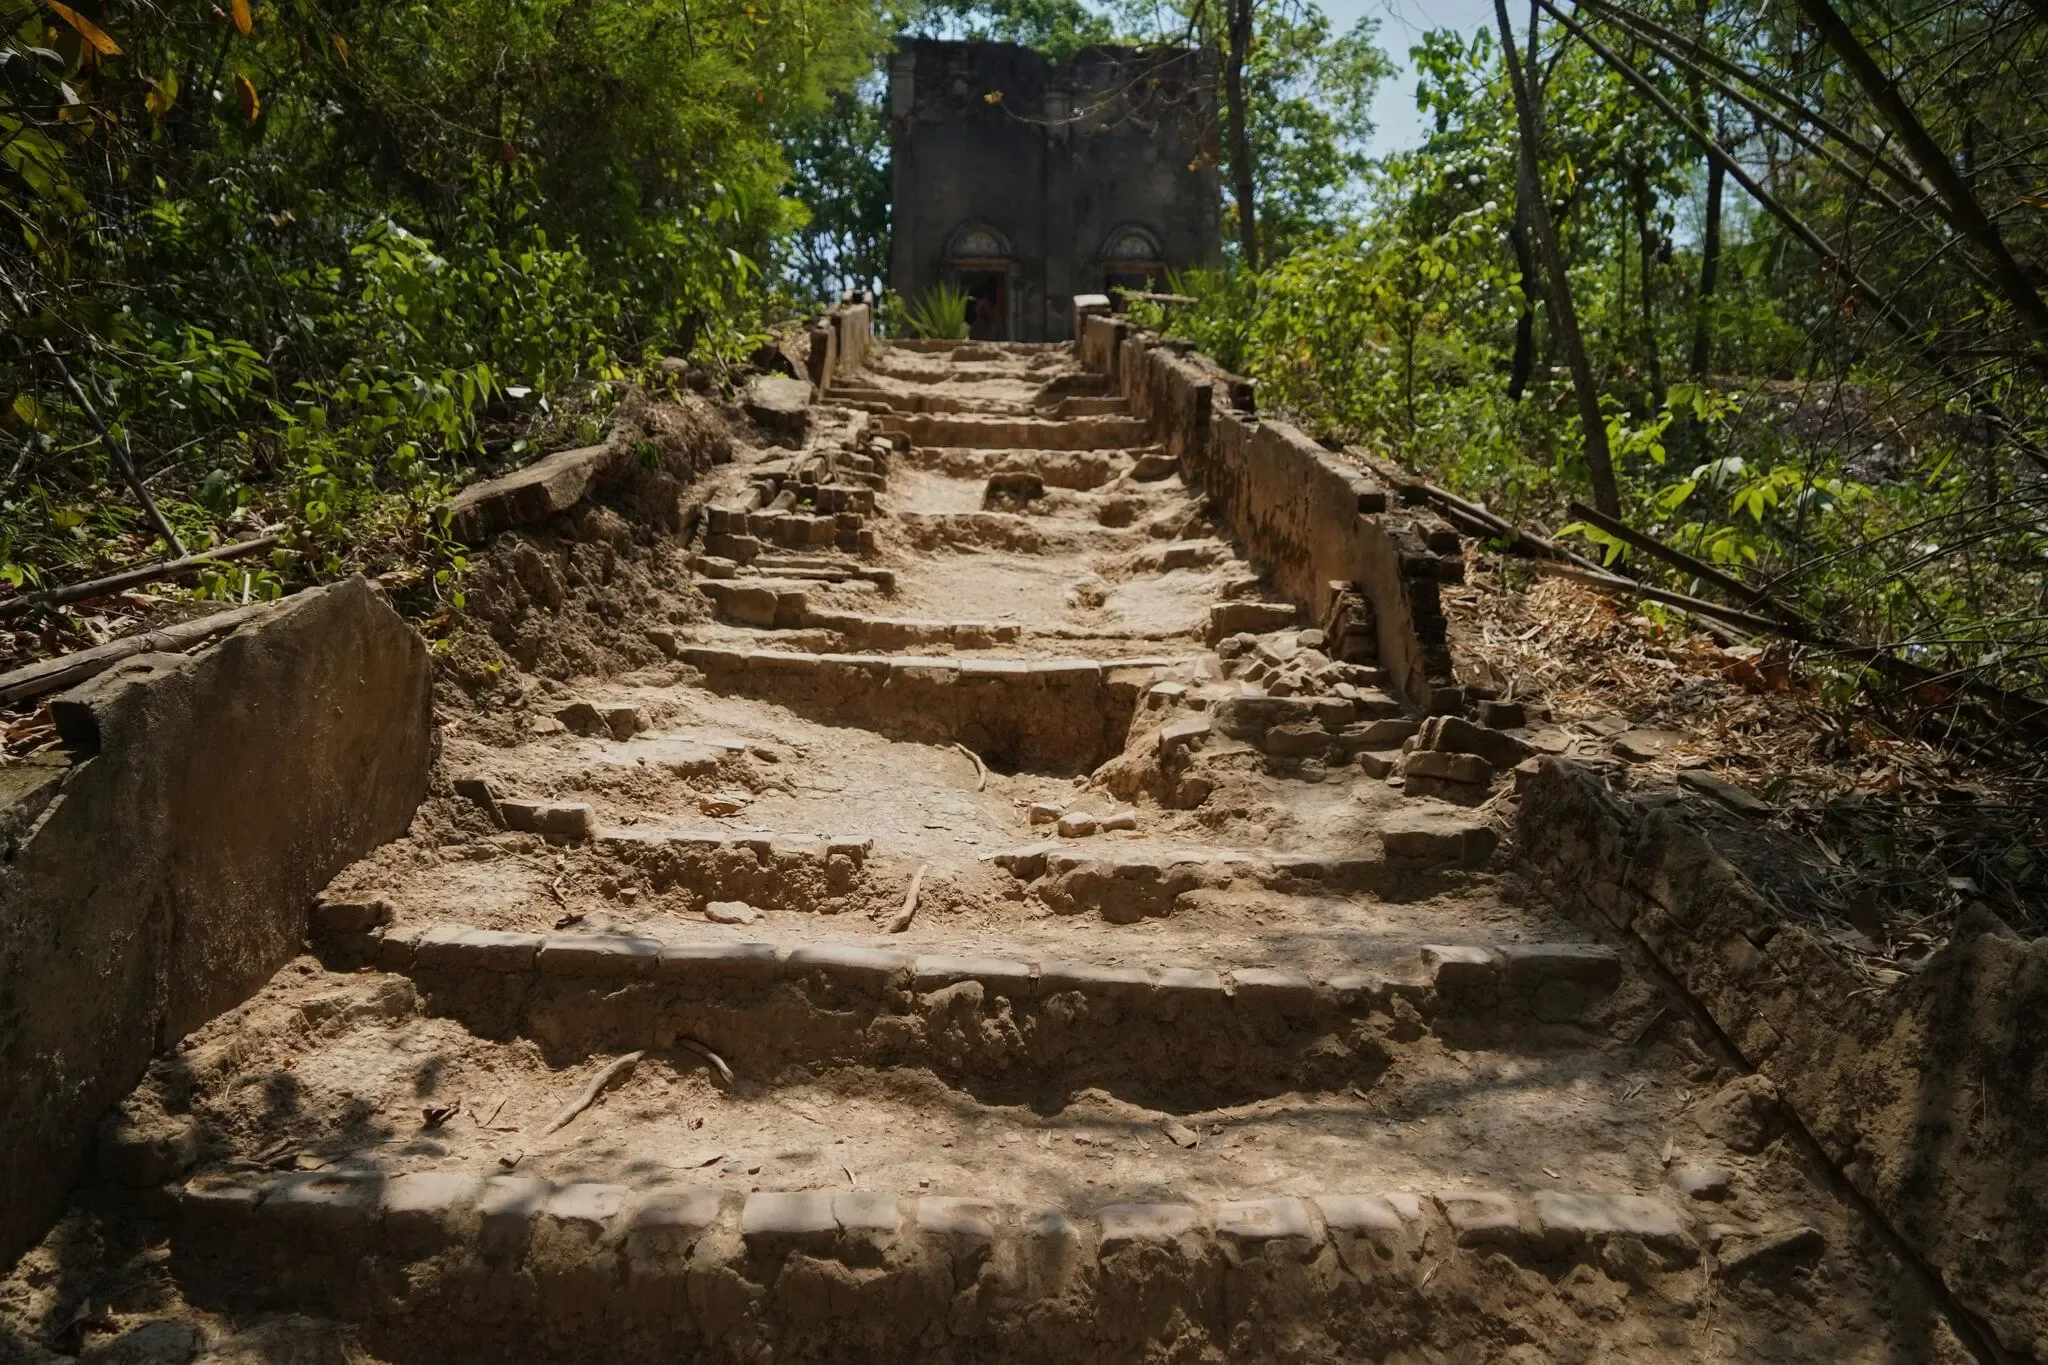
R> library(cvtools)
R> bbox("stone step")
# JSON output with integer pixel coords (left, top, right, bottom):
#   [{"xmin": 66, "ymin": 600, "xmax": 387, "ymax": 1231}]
[
  {"xmin": 739, "ymin": 558, "xmax": 898, "ymax": 593},
  {"xmin": 824, "ymin": 385, "xmax": 1030, "ymax": 416},
  {"xmin": 170, "ymin": 1170, "xmax": 1703, "ymax": 1359},
  {"xmin": 673, "ymin": 646, "xmax": 1182, "ymax": 773},
  {"xmin": 879, "ymin": 412, "xmax": 1154, "ymax": 452},
  {"xmin": 701, "ymin": 506, "xmax": 873, "ymax": 561},
  {"xmin": 326, "ymin": 920, "xmax": 1624, "ymax": 1059},
  {"xmin": 900, "ymin": 446, "xmax": 1150, "ymax": 491},
  {"xmin": 696, "ymin": 581, "xmax": 1023, "ymax": 649},
  {"xmin": 895, "ymin": 510, "xmax": 1144, "ymax": 555}
]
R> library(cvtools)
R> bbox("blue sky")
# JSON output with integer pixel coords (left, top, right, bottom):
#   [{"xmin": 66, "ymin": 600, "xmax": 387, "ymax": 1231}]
[{"xmin": 1330, "ymin": 0, "xmax": 1498, "ymax": 156}]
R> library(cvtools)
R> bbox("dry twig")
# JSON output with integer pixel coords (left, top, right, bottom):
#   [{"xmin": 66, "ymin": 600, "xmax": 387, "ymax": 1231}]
[{"xmin": 541, "ymin": 1051, "xmax": 643, "ymax": 1135}]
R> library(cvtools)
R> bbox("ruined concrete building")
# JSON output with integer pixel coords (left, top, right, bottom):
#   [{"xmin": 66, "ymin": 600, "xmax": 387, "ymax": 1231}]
[{"xmin": 887, "ymin": 39, "xmax": 1221, "ymax": 342}]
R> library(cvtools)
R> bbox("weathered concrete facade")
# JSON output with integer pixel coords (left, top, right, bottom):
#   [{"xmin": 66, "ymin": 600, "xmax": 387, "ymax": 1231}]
[{"xmin": 888, "ymin": 39, "xmax": 1221, "ymax": 342}]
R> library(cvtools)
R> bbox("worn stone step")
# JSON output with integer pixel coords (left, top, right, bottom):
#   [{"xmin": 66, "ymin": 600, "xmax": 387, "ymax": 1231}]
[
  {"xmin": 879, "ymin": 412, "xmax": 1153, "ymax": 451},
  {"xmin": 825, "ymin": 385, "xmax": 1030, "ymax": 416},
  {"xmin": 673, "ymin": 646, "xmax": 1181, "ymax": 772},
  {"xmin": 697, "ymin": 581, "xmax": 1024, "ymax": 650},
  {"xmin": 901, "ymin": 446, "xmax": 1150, "ymax": 491},
  {"xmin": 336, "ymin": 919, "xmax": 1622, "ymax": 1044},
  {"xmin": 701, "ymin": 506, "xmax": 873, "ymax": 559},
  {"xmin": 895, "ymin": 510, "xmax": 1144, "ymax": 554},
  {"xmin": 169, "ymin": 1170, "xmax": 1700, "ymax": 1360},
  {"xmin": 322, "ymin": 928, "xmax": 1417, "ymax": 1095}
]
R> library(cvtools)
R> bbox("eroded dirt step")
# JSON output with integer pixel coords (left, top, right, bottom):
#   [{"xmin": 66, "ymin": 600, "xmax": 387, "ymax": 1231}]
[
  {"xmin": 109, "ymin": 945, "xmax": 1930, "ymax": 1362},
  {"xmin": 879, "ymin": 412, "xmax": 1154, "ymax": 452},
  {"xmin": 310, "ymin": 915, "xmax": 1633, "ymax": 1089}
]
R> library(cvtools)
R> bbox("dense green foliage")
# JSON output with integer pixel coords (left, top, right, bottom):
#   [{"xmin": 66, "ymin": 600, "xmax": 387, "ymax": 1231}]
[
  {"xmin": 2, "ymin": 0, "xmax": 884, "ymax": 605},
  {"xmin": 1137, "ymin": 4, "xmax": 2048, "ymax": 705}
]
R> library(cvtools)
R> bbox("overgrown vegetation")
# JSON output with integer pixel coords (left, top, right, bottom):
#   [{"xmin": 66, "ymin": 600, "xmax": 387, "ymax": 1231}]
[
  {"xmin": 1135, "ymin": 2, "xmax": 2048, "ymax": 727},
  {"xmin": 1, "ymin": 0, "xmax": 883, "ymax": 641},
  {"xmin": 12, "ymin": 0, "xmax": 2047, "ymax": 755}
]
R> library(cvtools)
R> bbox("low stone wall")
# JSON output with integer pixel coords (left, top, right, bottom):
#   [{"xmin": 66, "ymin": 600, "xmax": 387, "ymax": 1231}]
[
  {"xmin": 1517, "ymin": 759, "xmax": 2048, "ymax": 1360},
  {"xmin": 1077, "ymin": 312, "xmax": 1462, "ymax": 711},
  {"xmin": 807, "ymin": 298, "xmax": 874, "ymax": 396},
  {"xmin": 0, "ymin": 577, "xmax": 433, "ymax": 1266}
]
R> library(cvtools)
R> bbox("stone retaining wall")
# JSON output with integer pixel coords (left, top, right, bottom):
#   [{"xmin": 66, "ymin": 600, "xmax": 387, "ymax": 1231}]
[
  {"xmin": 0, "ymin": 578, "xmax": 433, "ymax": 1266},
  {"xmin": 1518, "ymin": 758, "xmax": 2048, "ymax": 1360},
  {"xmin": 1076, "ymin": 311, "xmax": 1462, "ymax": 711}
]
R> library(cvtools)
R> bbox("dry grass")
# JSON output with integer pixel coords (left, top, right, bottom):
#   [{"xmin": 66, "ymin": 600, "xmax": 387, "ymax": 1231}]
[{"xmin": 1451, "ymin": 553, "xmax": 2047, "ymax": 972}]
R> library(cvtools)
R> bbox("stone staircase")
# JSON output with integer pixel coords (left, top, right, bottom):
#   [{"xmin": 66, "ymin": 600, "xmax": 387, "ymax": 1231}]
[{"xmin": 9, "ymin": 339, "xmax": 1966, "ymax": 1362}]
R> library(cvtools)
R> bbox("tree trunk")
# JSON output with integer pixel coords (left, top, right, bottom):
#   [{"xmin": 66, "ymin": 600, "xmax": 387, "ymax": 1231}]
[
  {"xmin": 1508, "ymin": 208, "xmax": 1537, "ymax": 399},
  {"xmin": 1630, "ymin": 164, "xmax": 1664, "ymax": 409},
  {"xmin": 1494, "ymin": 0, "xmax": 1621, "ymax": 516},
  {"xmin": 1690, "ymin": 156, "xmax": 1723, "ymax": 379},
  {"xmin": 1224, "ymin": 0, "xmax": 1258, "ymax": 271}
]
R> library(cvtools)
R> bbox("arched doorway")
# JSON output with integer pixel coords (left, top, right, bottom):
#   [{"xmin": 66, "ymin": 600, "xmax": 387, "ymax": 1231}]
[
  {"xmin": 945, "ymin": 223, "xmax": 1013, "ymax": 341},
  {"xmin": 1100, "ymin": 225, "xmax": 1166, "ymax": 301}
]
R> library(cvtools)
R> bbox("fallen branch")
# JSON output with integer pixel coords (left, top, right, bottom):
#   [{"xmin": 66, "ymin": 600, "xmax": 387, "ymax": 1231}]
[
  {"xmin": 540, "ymin": 1050, "xmax": 643, "ymax": 1135},
  {"xmin": 0, "ymin": 600, "xmax": 275, "ymax": 706},
  {"xmin": 952, "ymin": 742, "xmax": 987, "ymax": 791},
  {"xmin": 1567, "ymin": 502, "xmax": 1811, "ymax": 628},
  {"xmin": 675, "ymin": 1038, "xmax": 734, "ymax": 1086},
  {"xmin": 0, "ymin": 535, "xmax": 282, "ymax": 621},
  {"xmin": 1532, "ymin": 559, "xmax": 1784, "ymax": 633},
  {"xmin": 887, "ymin": 861, "xmax": 929, "ymax": 933}
]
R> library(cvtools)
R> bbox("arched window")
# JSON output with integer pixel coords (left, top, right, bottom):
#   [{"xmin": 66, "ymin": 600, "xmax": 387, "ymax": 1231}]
[
  {"xmin": 1101, "ymin": 225, "xmax": 1161, "ymax": 262},
  {"xmin": 1100, "ymin": 224, "xmax": 1164, "ymax": 299},
  {"xmin": 947, "ymin": 223, "xmax": 1012, "ymax": 260}
]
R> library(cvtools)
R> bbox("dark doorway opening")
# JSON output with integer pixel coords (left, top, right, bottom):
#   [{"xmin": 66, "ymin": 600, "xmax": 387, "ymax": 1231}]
[
  {"xmin": 960, "ymin": 270, "xmax": 1008, "ymax": 340},
  {"xmin": 1104, "ymin": 267, "xmax": 1164, "ymax": 302}
]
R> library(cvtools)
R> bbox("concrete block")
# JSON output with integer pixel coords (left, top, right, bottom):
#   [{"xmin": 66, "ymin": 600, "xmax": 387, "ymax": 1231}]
[
  {"xmin": 1380, "ymin": 804, "xmax": 1499, "ymax": 866},
  {"xmin": 1099, "ymin": 1203, "xmax": 1200, "ymax": 1247},
  {"xmin": 544, "ymin": 1182, "xmax": 630, "ymax": 1239},
  {"xmin": 415, "ymin": 925, "xmax": 543, "ymax": 973},
  {"xmin": 498, "ymin": 800, "xmax": 596, "ymax": 842},
  {"xmin": 916, "ymin": 1197, "xmax": 1000, "ymax": 1248},
  {"xmin": 913, "ymin": 955, "xmax": 1033, "ymax": 992},
  {"xmin": 1533, "ymin": 1191, "xmax": 1687, "ymax": 1250},
  {"xmin": 1499, "ymin": 942, "xmax": 1623, "ymax": 990},
  {"xmin": 742, "ymin": 1191, "xmax": 838, "ymax": 1249},
  {"xmin": 834, "ymin": 1192, "xmax": 901, "ymax": 1236},
  {"xmin": 625, "ymin": 1189, "xmax": 723, "ymax": 1267},
  {"xmin": 262, "ymin": 1171, "xmax": 385, "ymax": 1247},
  {"xmin": 537, "ymin": 933, "xmax": 663, "ymax": 977},
  {"xmin": 1217, "ymin": 1198, "xmax": 1320, "ymax": 1246},
  {"xmin": 656, "ymin": 941, "xmax": 783, "ymax": 982},
  {"xmin": 1039, "ymin": 961, "xmax": 1153, "ymax": 999},
  {"xmin": 178, "ymin": 1180, "xmax": 267, "ymax": 1241},
  {"xmin": 1421, "ymin": 944, "xmax": 1504, "ymax": 991},
  {"xmin": 1400, "ymin": 750, "xmax": 1493, "ymax": 786},
  {"xmin": 1229, "ymin": 967, "xmax": 1323, "ymax": 1014},
  {"xmin": 478, "ymin": 1176, "xmax": 553, "ymax": 1260},
  {"xmin": 382, "ymin": 1171, "xmax": 484, "ymax": 1258},
  {"xmin": 1438, "ymin": 1191, "xmax": 1523, "ymax": 1247},
  {"xmin": 1313, "ymin": 1194, "xmax": 1405, "ymax": 1234},
  {"xmin": 1031, "ymin": 659, "xmax": 1102, "ymax": 684},
  {"xmin": 787, "ymin": 943, "xmax": 910, "ymax": 990}
]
